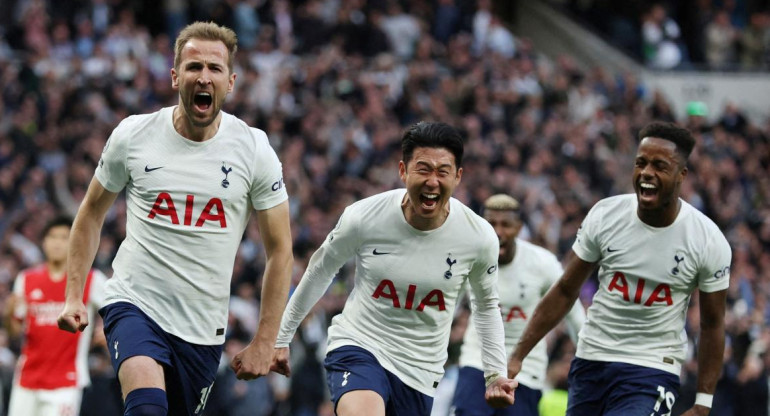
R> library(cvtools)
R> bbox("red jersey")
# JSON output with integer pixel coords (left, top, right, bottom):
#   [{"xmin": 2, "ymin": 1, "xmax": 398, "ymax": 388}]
[{"xmin": 13, "ymin": 266, "xmax": 107, "ymax": 389}]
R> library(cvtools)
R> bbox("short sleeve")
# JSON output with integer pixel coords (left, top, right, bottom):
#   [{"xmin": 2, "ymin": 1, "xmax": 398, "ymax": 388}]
[
  {"xmin": 572, "ymin": 203, "xmax": 603, "ymax": 263},
  {"xmin": 249, "ymin": 130, "xmax": 288, "ymax": 211},
  {"xmin": 697, "ymin": 231, "xmax": 731, "ymax": 293},
  {"xmin": 94, "ymin": 120, "xmax": 131, "ymax": 192}
]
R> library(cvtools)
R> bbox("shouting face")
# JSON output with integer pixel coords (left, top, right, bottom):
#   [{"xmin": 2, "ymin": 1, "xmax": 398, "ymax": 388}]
[
  {"xmin": 633, "ymin": 137, "xmax": 687, "ymax": 226},
  {"xmin": 171, "ymin": 38, "xmax": 235, "ymax": 130},
  {"xmin": 484, "ymin": 210, "xmax": 521, "ymax": 264},
  {"xmin": 399, "ymin": 146, "xmax": 462, "ymax": 230}
]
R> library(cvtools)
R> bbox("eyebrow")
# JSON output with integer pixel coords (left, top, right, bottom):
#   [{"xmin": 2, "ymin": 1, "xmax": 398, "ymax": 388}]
[{"xmin": 414, "ymin": 161, "xmax": 453, "ymax": 169}]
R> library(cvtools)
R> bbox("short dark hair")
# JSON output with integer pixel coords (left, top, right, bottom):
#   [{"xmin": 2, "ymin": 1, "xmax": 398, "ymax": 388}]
[
  {"xmin": 41, "ymin": 215, "xmax": 73, "ymax": 240},
  {"xmin": 401, "ymin": 122, "xmax": 464, "ymax": 167},
  {"xmin": 638, "ymin": 121, "xmax": 695, "ymax": 162}
]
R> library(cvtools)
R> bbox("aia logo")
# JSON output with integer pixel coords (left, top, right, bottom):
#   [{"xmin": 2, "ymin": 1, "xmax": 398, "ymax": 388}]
[
  {"xmin": 371, "ymin": 279, "xmax": 446, "ymax": 311},
  {"xmin": 148, "ymin": 192, "xmax": 227, "ymax": 228},
  {"xmin": 502, "ymin": 305, "xmax": 527, "ymax": 322},
  {"xmin": 608, "ymin": 272, "xmax": 672, "ymax": 306}
]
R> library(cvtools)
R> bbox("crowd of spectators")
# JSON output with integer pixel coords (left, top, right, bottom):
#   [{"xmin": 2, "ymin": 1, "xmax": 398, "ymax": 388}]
[
  {"xmin": 0, "ymin": 0, "xmax": 768, "ymax": 415},
  {"xmin": 564, "ymin": 0, "xmax": 770, "ymax": 70}
]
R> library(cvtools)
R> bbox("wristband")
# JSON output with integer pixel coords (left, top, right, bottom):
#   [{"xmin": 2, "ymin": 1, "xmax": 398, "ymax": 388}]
[
  {"xmin": 694, "ymin": 393, "xmax": 713, "ymax": 408},
  {"xmin": 484, "ymin": 372, "xmax": 501, "ymax": 387}
]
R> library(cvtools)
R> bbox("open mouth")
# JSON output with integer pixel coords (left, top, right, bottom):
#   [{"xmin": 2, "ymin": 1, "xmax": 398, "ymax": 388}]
[
  {"xmin": 639, "ymin": 182, "xmax": 658, "ymax": 201},
  {"xmin": 420, "ymin": 192, "xmax": 440, "ymax": 209},
  {"xmin": 193, "ymin": 92, "xmax": 213, "ymax": 112}
]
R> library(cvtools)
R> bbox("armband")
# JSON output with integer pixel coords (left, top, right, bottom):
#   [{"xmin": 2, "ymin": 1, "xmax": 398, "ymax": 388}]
[{"xmin": 694, "ymin": 393, "xmax": 713, "ymax": 408}]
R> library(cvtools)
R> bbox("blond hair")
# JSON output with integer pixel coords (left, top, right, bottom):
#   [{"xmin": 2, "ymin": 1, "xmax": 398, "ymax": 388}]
[
  {"xmin": 174, "ymin": 21, "xmax": 238, "ymax": 72},
  {"xmin": 483, "ymin": 194, "xmax": 520, "ymax": 212}
]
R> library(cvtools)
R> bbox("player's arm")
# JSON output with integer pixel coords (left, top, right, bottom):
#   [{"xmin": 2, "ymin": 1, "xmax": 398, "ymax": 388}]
[
  {"xmin": 468, "ymin": 239, "xmax": 516, "ymax": 408},
  {"xmin": 509, "ymin": 252, "xmax": 596, "ymax": 378},
  {"xmin": 271, "ymin": 209, "xmax": 359, "ymax": 377},
  {"xmin": 58, "ymin": 178, "xmax": 118, "ymax": 333},
  {"xmin": 682, "ymin": 289, "xmax": 727, "ymax": 416},
  {"xmin": 231, "ymin": 200, "xmax": 293, "ymax": 380}
]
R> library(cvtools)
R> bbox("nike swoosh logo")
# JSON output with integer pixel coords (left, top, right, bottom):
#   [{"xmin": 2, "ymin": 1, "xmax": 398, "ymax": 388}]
[
  {"xmin": 372, "ymin": 249, "xmax": 390, "ymax": 255},
  {"xmin": 607, "ymin": 247, "xmax": 620, "ymax": 252},
  {"xmin": 145, "ymin": 165, "xmax": 164, "ymax": 172}
]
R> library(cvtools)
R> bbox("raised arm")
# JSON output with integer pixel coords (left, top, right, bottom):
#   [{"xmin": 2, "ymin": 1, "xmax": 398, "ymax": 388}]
[
  {"xmin": 231, "ymin": 200, "xmax": 293, "ymax": 380},
  {"xmin": 58, "ymin": 178, "xmax": 118, "ymax": 333},
  {"xmin": 509, "ymin": 252, "xmax": 596, "ymax": 378},
  {"xmin": 681, "ymin": 289, "xmax": 727, "ymax": 416}
]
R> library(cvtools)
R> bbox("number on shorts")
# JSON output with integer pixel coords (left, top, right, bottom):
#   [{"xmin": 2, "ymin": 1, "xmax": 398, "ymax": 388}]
[
  {"xmin": 195, "ymin": 382, "xmax": 215, "ymax": 414},
  {"xmin": 651, "ymin": 385, "xmax": 676, "ymax": 416}
]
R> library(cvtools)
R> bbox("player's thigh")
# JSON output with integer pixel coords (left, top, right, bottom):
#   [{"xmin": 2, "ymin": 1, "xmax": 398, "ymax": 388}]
[
  {"xmin": 450, "ymin": 366, "xmax": 494, "ymax": 416},
  {"xmin": 337, "ymin": 390, "xmax": 386, "ymax": 416},
  {"xmin": 163, "ymin": 338, "xmax": 222, "ymax": 416},
  {"xmin": 603, "ymin": 365, "xmax": 680, "ymax": 416},
  {"xmin": 325, "ymin": 346, "xmax": 390, "ymax": 415},
  {"xmin": 565, "ymin": 358, "xmax": 607, "ymax": 416},
  {"xmin": 38, "ymin": 387, "xmax": 82, "ymax": 416},
  {"xmin": 8, "ymin": 385, "xmax": 41, "ymax": 416},
  {"xmin": 100, "ymin": 302, "xmax": 171, "ymax": 397},
  {"xmin": 118, "ymin": 355, "xmax": 166, "ymax": 398},
  {"xmin": 384, "ymin": 369, "xmax": 433, "ymax": 416}
]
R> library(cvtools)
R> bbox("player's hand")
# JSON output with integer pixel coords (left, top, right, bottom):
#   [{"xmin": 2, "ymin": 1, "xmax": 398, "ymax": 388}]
[
  {"xmin": 485, "ymin": 376, "xmax": 517, "ymax": 408},
  {"xmin": 231, "ymin": 338, "xmax": 273, "ymax": 380},
  {"xmin": 507, "ymin": 356, "xmax": 523, "ymax": 379},
  {"xmin": 271, "ymin": 347, "xmax": 291, "ymax": 377},
  {"xmin": 57, "ymin": 300, "xmax": 89, "ymax": 333},
  {"xmin": 680, "ymin": 405, "xmax": 711, "ymax": 416}
]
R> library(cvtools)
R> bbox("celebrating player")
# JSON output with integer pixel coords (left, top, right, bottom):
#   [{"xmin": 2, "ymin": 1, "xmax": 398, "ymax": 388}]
[
  {"xmin": 57, "ymin": 21, "xmax": 293, "ymax": 416},
  {"xmin": 508, "ymin": 121, "xmax": 731, "ymax": 416},
  {"xmin": 451, "ymin": 194, "xmax": 585, "ymax": 416},
  {"xmin": 272, "ymin": 122, "xmax": 516, "ymax": 416}
]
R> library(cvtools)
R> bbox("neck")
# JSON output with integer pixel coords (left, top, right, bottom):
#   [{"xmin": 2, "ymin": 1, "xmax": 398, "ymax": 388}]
[
  {"xmin": 401, "ymin": 195, "xmax": 449, "ymax": 231},
  {"xmin": 638, "ymin": 199, "xmax": 681, "ymax": 227},
  {"xmin": 173, "ymin": 106, "xmax": 221, "ymax": 142},
  {"xmin": 500, "ymin": 240, "xmax": 517, "ymax": 265},
  {"xmin": 47, "ymin": 261, "xmax": 66, "ymax": 281}
]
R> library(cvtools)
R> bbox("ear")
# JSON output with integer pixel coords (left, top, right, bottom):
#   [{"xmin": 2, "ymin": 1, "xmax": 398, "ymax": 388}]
[
  {"xmin": 399, "ymin": 160, "xmax": 407, "ymax": 183},
  {"xmin": 455, "ymin": 166, "xmax": 463, "ymax": 184},
  {"xmin": 171, "ymin": 68, "xmax": 179, "ymax": 90},
  {"xmin": 228, "ymin": 72, "xmax": 236, "ymax": 93}
]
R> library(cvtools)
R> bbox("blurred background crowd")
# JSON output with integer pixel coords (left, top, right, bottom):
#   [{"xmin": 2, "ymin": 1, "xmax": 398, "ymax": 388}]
[
  {"xmin": 0, "ymin": 0, "xmax": 768, "ymax": 415},
  {"xmin": 562, "ymin": 0, "xmax": 770, "ymax": 70}
]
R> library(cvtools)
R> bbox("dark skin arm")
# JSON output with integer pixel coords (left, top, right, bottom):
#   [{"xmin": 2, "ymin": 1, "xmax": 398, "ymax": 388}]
[
  {"xmin": 680, "ymin": 289, "xmax": 727, "ymax": 416},
  {"xmin": 508, "ymin": 252, "xmax": 597, "ymax": 378}
]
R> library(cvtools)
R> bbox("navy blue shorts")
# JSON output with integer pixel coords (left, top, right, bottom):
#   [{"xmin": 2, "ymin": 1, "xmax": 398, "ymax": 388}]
[
  {"xmin": 100, "ymin": 302, "xmax": 223, "ymax": 416},
  {"xmin": 323, "ymin": 345, "xmax": 433, "ymax": 416},
  {"xmin": 450, "ymin": 366, "xmax": 540, "ymax": 416},
  {"xmin": 567, "ymin": 357, "xmax": 680, "ymax": 416}
]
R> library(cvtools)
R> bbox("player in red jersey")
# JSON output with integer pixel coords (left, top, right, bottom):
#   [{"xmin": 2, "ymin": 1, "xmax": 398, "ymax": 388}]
[{"xmin": 4, "ymin": 216, "xmax": 107, "ymax": 416}]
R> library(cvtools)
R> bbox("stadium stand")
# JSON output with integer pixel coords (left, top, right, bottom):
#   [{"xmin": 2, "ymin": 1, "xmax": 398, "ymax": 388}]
[{"xmin": 0, "ymin": 0, "xmax": 768, "ymax": 415}]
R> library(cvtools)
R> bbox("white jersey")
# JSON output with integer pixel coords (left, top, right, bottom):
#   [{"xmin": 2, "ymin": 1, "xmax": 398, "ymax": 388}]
[
  {"xmin": 573, "ymin": 194, "xmax": 731, "ymax": 375},
  {"xmin": 95, "ymin": 106, "xmax": 287, "ymax": 345},
  {"xmin": 276, "ymin": 189, "xmax": 507, "ymax": 395},
  {"xmin": 459, "ymin": 239, "xmax": 585, "ymax": 390}
]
